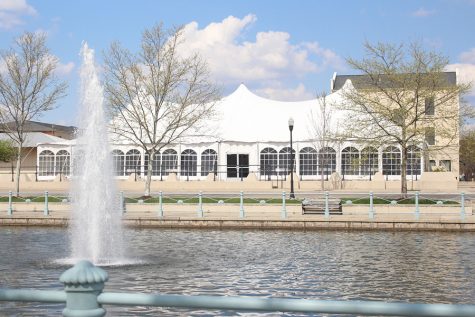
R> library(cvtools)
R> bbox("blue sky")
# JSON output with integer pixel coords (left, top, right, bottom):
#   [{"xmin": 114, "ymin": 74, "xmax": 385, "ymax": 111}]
[{"xmin": 1, "ymin": 0, "xmax": 475, "ymax": 125}]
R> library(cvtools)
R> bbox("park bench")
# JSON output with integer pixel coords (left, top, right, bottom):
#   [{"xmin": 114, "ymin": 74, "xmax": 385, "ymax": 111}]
[{"xmin": 302, "ymin": 198, "xmax": 342, "ymax": 215}]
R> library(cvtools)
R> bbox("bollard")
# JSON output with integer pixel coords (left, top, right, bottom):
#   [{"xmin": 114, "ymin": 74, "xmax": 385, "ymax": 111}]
[
  {"xmin": 239, "ymin": 191, "xmax": 245, "ymax": 218},
  {"xmin": 369, "ymin": 192, "xmax": 374, "ymax": 220},
  {"xmin": 158, "ymin": 191, "xmax": 164, "ymax": 218},
  {"xmin": 119, "ymin": 191, "xmax": 124, "ymax": 215},
  {"xmin": 44, "ymin": 191, "xmax": 49, "ymax": 216},
  {"xmin": 324, "ymin": 191, "xmax": 330, "ymax": 219},
  {"xmin": 461, "ymin": 192, "xmax": 466, "ymax": 221},
  {"xmin": 281, "ymin": 191, "xmax": 287, "ymax": 219},
  {"xmin": 60, "ymin": 260, "xmax": 108, "ymax": 317},
  {"xmin": 415, "ymin": 192, "xmax": 420, "ymax": 221},
  {"xmin": 198, "ymin": 192, "xmax": 203, "ymax": 218},
  {"xmin": 7, "ymin": 191, "xmax": 12, "ymax": 215}
]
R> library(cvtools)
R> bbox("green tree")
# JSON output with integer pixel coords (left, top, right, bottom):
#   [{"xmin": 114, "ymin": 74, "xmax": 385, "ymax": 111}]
[
  {"xmin": 0, "ymin": 140, "xmax": 16, "ymax": 162},
  {"xmin": 460, "ymin": 127, "xmax": 475, "ymax": 180}
]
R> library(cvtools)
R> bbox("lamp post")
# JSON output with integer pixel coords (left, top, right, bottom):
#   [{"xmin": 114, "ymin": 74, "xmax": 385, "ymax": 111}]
[{"xmin": 288, "ymin": 117, "xmax": 295, "ymax": 199}]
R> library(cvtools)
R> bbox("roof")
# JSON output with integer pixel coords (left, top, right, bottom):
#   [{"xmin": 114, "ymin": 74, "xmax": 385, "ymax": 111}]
[
  {"xmin": 0, "ymin": 132, "xmax": 69, "ymax": 147},
  {"xmin": 331, "ymin": 71, "xmax": 457, "ymax": 92},
  {"xmin": 0, "ymin": 120, "xmax": 76, "ymax": 134}
]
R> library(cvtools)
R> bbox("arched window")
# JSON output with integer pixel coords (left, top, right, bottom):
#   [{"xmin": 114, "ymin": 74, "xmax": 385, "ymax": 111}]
[
  {"xmin": 299, "ymin": 147, "xmax": 317, "ymax": 176},
  {"xmin": 341, "ymin": 147, "xmax": 360, "ymax": 176},
  {"xmin": 125, "ymin": 149, "xmax": 141, "ymax": 175},
  {"xmin": 201, "ymin": 149, "xmax": 217, "ymax": 176},
  {"xmin": 161, "ymin": 149, "xmax": 177, "ymax": 176},
  {"xmin": 144, "ymin": 151, "xmax": 161, "ymax": 176},
  {"xmin": 112, "ymin": 150, "xmax": 125, "ymax": 176},
  {"xmin": 38, "ymin": 150, "xmax": 55, "ymax": 176},
  {"xmin": 260, "ymin": 147, "xmax": 277, "ymax": 178},
  {"xmin": 318, "ymin": 147, "xmax": 336, "ymax": 176},
  {"xmin": 55, "ymin": 150, "xmax": 70, "ymax": 176},
  {"xmin": 279, "ymin": 147, "xmax": 296, "ymax": 175},
  {"xmin": 407, "ymin": 146, "xmax": 422, "ymax": 175},
  {"xmin": 382, "ymin": 146, "xmax": 401, "ymax": 175},
  {"xmin": 361, "ymin": 147, "xmax": 379, "ymax": 176},
  {"xmin": 181, "ymin": 149, "xmax": 197, "ymax": 176}
]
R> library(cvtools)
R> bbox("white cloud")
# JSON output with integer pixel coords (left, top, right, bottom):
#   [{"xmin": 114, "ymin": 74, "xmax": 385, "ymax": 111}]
[
  {"xmin": 0, "ymin": 0, "xmax": 36, "ymax": 29},
  {"xmin": 412, "ymin": 7, "xmax": 436, "ymax": 17},
  {"xmin": 55, "ymin": 61, "xmax": 75, "ymax": 76},
  {"xmin": 255, "ymin": 83, "xmax": 314, "ymax": 101},
  {"xmin": 180, "ymin": 14, "xmax": 344, "ymax": 85},
  {"xmin": 446, "ymin": 48, "xmax": 475, "ymax": 96}
]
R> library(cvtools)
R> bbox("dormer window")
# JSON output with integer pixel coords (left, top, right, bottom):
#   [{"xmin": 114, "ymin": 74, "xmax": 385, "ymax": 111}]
[{"xmin": 425, "ymin": 97, "xmax": 435, "ymax": 115}]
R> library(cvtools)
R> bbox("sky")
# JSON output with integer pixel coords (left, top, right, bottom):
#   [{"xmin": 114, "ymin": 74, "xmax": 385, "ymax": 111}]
[{"xmin": 1, "ymin": 0, "xmax": 475, "ymax": 126}]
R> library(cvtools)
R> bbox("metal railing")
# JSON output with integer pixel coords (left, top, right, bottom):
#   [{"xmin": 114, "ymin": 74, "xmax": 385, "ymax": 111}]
[{"xmin": 1, "ymin": 260, "xmax": 475, "ymax": 316}]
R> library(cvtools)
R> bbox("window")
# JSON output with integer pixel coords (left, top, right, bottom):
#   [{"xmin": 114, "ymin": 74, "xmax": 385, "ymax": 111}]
[
  {"xmin": 201, "ymin": 149, "xmax": 217, "ymax": 177},
  {"xmin": 181, "ymin": 149, "xmax": 197, "ymax": 176},
  {"xmin": 55, "ymin": 150, "xmax": 70, "ymax": 176},
  {"xmin": 112, "ymin": 150, "xmax": 125, "ymax": 176},
  {"xmin": 162, "ymin": 149, "xmax": 177, "ymax": 175},
  {"xmin": 407, "ymin": 146, "xmax": 421, "ymax": 175},
  {"xmin": 440, "ymin": 160, "xmax": 452, "ymax": 171},
  {"xmin": 279, "ymin": 147, "xmax": 295, "ymax": 175},
  {"xmin": 425, "ymin": 127, "xmax": 435, "ymax": 145},
  {"xmin": 299, "ymin": 147, "xmax": 318, "ymax": 176},
  {"xmin": 425, "ymin": 97, "xmax": 435, "ymax": 115},
  {"xmin": 125, "ymin": 149, "xmax": 141, "ymax": 175},
  {"xmin": 429, "ymin": 160, "xmax": 436, "ymax": 171},
  {"xmin": 341, "ymin": 147, "xmax": 360, "ymax": 176},
  {"xmin": 318, "ymin": 147, "xmax": 336, "ymax": 176},
  {"xmin": 144, "ymin": 151, "xmax": 161, "ymax": 176},
  {"xmin": 382, "ymin": 146, "xmax": 401, "ymax": 175},
  {"xmin": 361, "ymin": 147, "xmax": 378, "ymax": 176},
  {"xmin": 260, "ymin": 147, "xmax": 277, "ymax": 178},
  {"xmin": 38, "ymin": 150, "xmax": 55, "ymax": 176}
]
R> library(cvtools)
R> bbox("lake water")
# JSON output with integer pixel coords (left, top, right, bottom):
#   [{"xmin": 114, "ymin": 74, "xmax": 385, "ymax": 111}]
[{"xmin": 1, "ymin": 227, "xmax": 475, "ymax": 316}]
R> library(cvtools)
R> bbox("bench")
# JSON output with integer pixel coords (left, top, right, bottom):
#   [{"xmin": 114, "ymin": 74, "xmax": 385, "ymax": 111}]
[{"xmin": 302, "ymin": 199, "xmax": 342, "ymax": 215}]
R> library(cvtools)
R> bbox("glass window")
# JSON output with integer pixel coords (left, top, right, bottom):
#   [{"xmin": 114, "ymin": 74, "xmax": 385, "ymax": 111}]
[
  {"xmin": 260, "ymin": 147, "xmax": 277, "ymax": 178},
  {"xmin": 144, "ymin": 151, "xmax": 161, "ymax": 176},
  {"xmin": 425, "ymin": 97, "xmax": 435, "ymax": 115},
  {"xmin": 341, "ymin": 147, "xmax": 360, "ymax": 176},
  {"xmin": 161, "ymin": 149, "xmax": 178, "ymax": 176},
  {"xmin": 125, "ymin": 149, "xmax": 141, "ymax": 175},
  {"xmin": 112, "ymin": 150, "xmax": 125, "ymax": 176},
  {"xmin": 278, "ymin": 147, "xmax": 296, "ymax": 175},
  {"xmin": 429, "ymin": 160, "xmax": 436, "ymax": 171},
  {"xmin": 382, "ymin": 146, "xmax": 401, "ymax": 175},
  {"xmin": 181, "ymin": 149, "xmax": 197, "ymax": 176},
  {"xmin": 201, "ymin": 149, "xmax": 217, "ymax": 176},
  {"xmin": 299, "ymin": 147, "xmax": 318, "ymax": 176},
  {"xmin": 440, "ymin": 160, "xmax": 452, "ymax": 171},
  {"xmin": 407, "ymin": 146, "xmax": 422, "ymax": 175},
  {"xmin": 318, "ymin": 147, "xmax": 336, "ymax": 176},
  {"xmin": 425, "ymin": 127, "xmax": 435, "ymax": 146},
  {"xmin": 361, "ymin": 147, "xmax": 378, "ymax": 176},
  {"xmin": 55, "ymin": 150, "xmax": 70, "ymax": 176},
  {"xmin": 38, "ymin": 150, "xmax": 55, "ymax": 176}
]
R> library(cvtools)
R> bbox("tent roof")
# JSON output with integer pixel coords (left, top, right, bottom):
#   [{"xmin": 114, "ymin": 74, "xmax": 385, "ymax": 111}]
[{"xmin": 0, "ymin": 132, "xmax": 69, "ymax": 147}]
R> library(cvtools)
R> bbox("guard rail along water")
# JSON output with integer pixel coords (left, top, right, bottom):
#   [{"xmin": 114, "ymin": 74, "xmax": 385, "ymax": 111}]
[{"xmin": 1, "ymin": 261, "xmax": 475, "ymax": 316}]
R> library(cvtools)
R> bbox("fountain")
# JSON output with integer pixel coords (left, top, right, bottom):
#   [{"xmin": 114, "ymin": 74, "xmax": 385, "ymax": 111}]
[{"xmin": 68, "ymin": 42, "xmax": 125, "ymax": 265}]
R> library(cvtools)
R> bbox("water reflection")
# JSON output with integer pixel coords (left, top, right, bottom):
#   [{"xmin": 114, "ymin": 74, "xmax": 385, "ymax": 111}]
[{"xmin": 1, "ymin": 228, "xmax": 475, "ymax": 316}]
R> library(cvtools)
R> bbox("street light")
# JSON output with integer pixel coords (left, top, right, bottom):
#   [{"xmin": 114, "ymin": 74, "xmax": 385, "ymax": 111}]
[{"xmin": 288, "ymin": 117, "xmax": 295, "ymax": 199}]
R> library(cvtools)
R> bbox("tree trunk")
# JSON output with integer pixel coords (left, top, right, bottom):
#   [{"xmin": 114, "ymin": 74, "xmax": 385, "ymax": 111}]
[
  {"xmin": 14, "ymin": 144, "xmax": 22, "ymax": 196},
  {"xmin": 400, "ymin": 144, "xmax": 408, "ymax": 197},
  {"xmin": 144, "ymin": 150, "xmax": 153, "ymax": 197},
  {"xmin": 320, "ymin": 157, "xmax": 325, "ymax": 191}
]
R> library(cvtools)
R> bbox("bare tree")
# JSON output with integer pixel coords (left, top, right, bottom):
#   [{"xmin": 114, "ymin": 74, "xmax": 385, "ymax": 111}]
[
  {"xmin": 0, "ymin": 32, "xmax": 67, "ymax": 195},
  {"xmin": 339, "ymin": 41, "xmax": 470, "ymax": 195},
  {"xmin": 103, "ymin": 24, "xmax": 220, "ymax": 196}
]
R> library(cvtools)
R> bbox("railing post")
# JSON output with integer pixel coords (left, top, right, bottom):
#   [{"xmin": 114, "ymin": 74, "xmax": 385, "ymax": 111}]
[
  {"xmin": 158, "ymin": 191, "xmax": 163, "ymax": 218},
  {"xmin": 7, "ymin": 191, "xmax": 12, "ymax": 215},
  {"xmin": 415, "ymin": 191, "xmax": 420, "ymax": 220},
  {"xmin": 198, "ymin": 191, "xmax": 203, "ymax": 218},
  {"xmin": 60, "ymin": 260, "xmax": 108, "ymax": 317},
  {"xmin": 239, "ymin": 191, "xmax": 244, "ymax": 218},
  {"xmin": 369, "ymin": 192, "xmax": 374, "ymax": 220},
  {"xmin": 119, "ymin": 191, "xmax": 124, "ymax": 215},
  {"xmin": 281, "ymin": 191, "xmax": 287, "ymax": 219},
  {"xmin": 461, "ymin": 192, "xmax": 466, "ymax": 221},
  {"xmin": 44, "ymin": 191, "xmax": 49, "ymax": 216},
  {"xmin": 324, "ymin": 191, "xmax": 329, "ymax": 219}
]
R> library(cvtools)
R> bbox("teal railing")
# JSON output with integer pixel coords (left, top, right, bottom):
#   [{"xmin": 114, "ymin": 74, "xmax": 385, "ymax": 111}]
[{"xmin": 1, "ymin": 260, "xmax": 475, "ymax": 316}]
